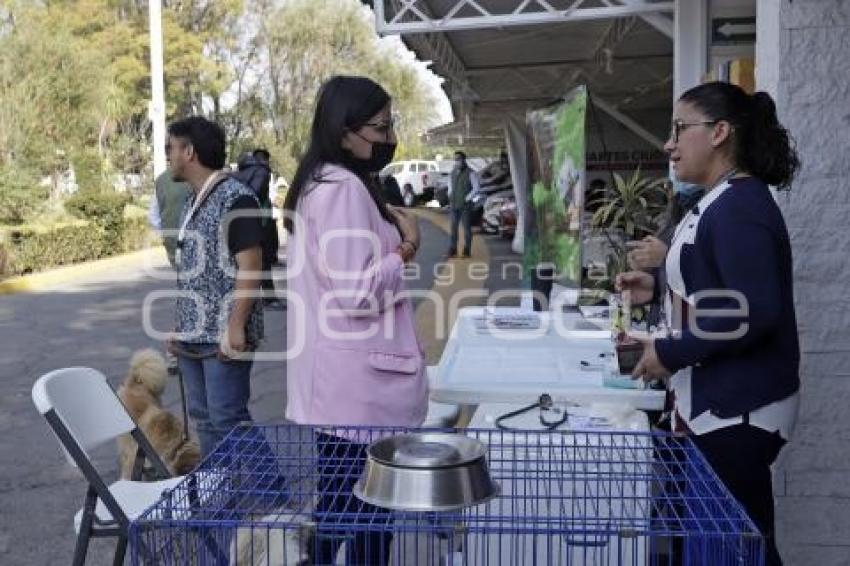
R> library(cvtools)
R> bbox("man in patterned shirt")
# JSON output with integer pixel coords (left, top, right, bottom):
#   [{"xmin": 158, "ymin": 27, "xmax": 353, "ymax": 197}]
[{"xmin": 166, "ymin": 116, "xmax": 265, "ymax": 456}]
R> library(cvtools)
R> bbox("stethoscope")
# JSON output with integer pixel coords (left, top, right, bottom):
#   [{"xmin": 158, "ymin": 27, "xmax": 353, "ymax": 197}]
[{"xmin": 494, "ymin": 393, "xmax": 574, "ymax": 431}]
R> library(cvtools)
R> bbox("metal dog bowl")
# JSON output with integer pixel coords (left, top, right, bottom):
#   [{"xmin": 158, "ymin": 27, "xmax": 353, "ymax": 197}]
[{"xmin": 353, "ymin": 432, "xmax": 500, "ymax": 512}]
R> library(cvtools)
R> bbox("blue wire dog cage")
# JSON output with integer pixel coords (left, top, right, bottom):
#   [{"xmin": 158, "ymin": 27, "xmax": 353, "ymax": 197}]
[{"xmin": 130, "ymin": 424, "xmax": 764, "ymax": 565}]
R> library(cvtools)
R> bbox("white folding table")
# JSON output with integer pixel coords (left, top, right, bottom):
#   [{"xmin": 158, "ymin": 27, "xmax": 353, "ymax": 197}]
[{"xmin": 430, "ymin": 307, "xmax": 665, "ymax": 411}]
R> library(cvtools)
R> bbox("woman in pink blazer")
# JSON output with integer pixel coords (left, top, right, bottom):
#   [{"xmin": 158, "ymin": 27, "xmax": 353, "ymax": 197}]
[{"xmin": 282, "ymin": 76, "xmax": 427, "ymax": 565}]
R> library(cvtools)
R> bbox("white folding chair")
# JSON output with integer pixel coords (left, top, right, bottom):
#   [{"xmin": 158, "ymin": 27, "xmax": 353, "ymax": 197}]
[{"xmin": 32, "ymin": 367, "xmax": 184, "ymax": 566}]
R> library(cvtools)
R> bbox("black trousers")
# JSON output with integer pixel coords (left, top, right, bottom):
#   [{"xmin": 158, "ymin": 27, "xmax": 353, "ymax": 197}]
[
  {"xmin": 692, "ymin": 424, "xmax": 787, "ymax": 566},
  {"xmin": 308, "ymin": 433, "xmax": 392, "ymax": 565}
]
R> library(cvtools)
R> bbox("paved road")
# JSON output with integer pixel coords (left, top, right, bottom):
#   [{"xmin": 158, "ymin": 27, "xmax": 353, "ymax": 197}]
[{"xmin": 0, "ymin": 211, "xmax": 518, "ymax": 565}]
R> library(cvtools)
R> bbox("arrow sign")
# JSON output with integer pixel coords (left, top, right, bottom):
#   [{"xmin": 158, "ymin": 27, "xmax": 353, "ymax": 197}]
[
  {"xmin": 712, "ymin": 17, "xmax": 756, "ymax": 45},
  {"xmin": 718, "ymin": 22, "xmax": 756, "ymax": 37}
]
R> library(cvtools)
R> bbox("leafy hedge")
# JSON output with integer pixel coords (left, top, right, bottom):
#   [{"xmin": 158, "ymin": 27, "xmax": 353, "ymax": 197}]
[
  {"xmin": 4, "ymin": 221, "xmax": 106, "ymax": 275},
  {"xmin": 65, "ymin": 189, "xmax": 132, "ymax": 248},
  {"xmin": 0, "ymin": 204, "xmax": 153, "ymax": 278}
]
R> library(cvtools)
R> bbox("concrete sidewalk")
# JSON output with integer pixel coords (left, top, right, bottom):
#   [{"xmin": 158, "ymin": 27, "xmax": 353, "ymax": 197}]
[
  {"xmin": 0, "ymin": 211, "xmax": 521, "ymax": 564},
  {"xmin": 0, "ymin": 247, "xmax": 167, "ymax": 296}
]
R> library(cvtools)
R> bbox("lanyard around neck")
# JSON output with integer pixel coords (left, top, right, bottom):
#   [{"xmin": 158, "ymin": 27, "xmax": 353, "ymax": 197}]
[{"xmin": 177, "ymin": 171, "xmax": 224, "ymax": 246}]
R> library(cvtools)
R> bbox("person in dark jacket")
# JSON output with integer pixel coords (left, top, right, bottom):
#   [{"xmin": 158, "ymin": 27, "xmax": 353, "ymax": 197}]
[
  {"xmin": 233, "ymin": 149, "xmax": 284, "ymax": 309},
  {"xmin": 628, "ymin": 179, "xmax": 705, "ymax": 329},
  {"xmin": 627, "ymin": 179, "xmax": 705, "ymax": 273},
  {"xmin": 446, "ymin": 150, "xmax": 479, "ymax": 258},
  {"xmin": 235, "ymin": 150, "xmax": 272, "ymax": 204},
  {"xmin": 617, "ymin": 82, "xmax": 800, "ymax": 566},
  {"xmin": 250, "ymin": 148, "xmax": 282, "ymax": 267}
]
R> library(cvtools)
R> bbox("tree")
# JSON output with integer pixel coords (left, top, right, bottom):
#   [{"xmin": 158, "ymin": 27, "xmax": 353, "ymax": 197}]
[
  {"xmin": 165, "ymin": 0, "xmax": 243, "ymax": 117},
  {"xmin": 245, "ymin": 0, "xmax": 442, "ymax": 178},
  {"xmin": 0, "ymin": 4, "xmax": 109, "ymax": 192},
  {"xmin": 0, "ymin": 0, "xmax": 445, "ymax": 215}
]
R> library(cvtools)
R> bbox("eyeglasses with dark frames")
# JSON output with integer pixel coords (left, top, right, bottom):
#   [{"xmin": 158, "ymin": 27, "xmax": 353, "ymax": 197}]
[
  {"xmin": 364, "ymin": 112, "xmax": 400, "ymax": 133},
  {"xmin": 670, "ymin": 119, "xmax": 720, "ymax": 143}
]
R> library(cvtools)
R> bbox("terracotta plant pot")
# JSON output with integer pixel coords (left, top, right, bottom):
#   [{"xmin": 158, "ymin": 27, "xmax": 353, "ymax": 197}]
[{"xmin": 615, "ymin": 341, "xmax": 643, "ymax": 375}]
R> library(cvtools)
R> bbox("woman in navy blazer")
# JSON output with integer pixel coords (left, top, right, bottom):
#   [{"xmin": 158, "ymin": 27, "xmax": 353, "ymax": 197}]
[{"xmin": 617, "ymin": 82, "xmax": 800, "ymax": 566}]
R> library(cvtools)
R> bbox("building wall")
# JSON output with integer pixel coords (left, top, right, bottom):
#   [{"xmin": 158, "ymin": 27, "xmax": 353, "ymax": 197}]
[{"xmin": 757, "ymin": 1, "xmax": 850, "ymax": 563}]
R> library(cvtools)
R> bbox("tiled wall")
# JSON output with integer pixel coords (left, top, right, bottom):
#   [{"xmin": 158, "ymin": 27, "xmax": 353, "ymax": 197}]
[{"xmin": 759, "ymin": 1, "xmax": 850, "ymax": 563}]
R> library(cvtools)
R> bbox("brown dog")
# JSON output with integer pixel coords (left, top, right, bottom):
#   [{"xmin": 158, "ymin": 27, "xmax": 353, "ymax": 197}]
[{"xmin": 117, "ymin": 348, "xmax": 200, "ymax": 479}]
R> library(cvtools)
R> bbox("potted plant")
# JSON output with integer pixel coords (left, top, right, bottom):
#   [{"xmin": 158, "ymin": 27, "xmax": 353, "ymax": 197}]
[
  {"xmin": 587, "ymin": 167, "xmax": 668, "ymax": 279},
  {"xmin": 586, "ymin": 168, "xmax": 667, "ymax": 373}
]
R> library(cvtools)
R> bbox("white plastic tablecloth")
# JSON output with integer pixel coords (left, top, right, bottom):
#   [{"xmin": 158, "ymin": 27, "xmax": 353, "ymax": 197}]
[{"xmin": 430, "ymin": 307, "xmax": 665, "ymax": 411}]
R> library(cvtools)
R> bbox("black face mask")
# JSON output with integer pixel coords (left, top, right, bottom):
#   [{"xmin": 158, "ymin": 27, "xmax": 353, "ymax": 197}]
[{"xmin": 351, "ymin": 132, "xmax": 397, "ymax": 172}]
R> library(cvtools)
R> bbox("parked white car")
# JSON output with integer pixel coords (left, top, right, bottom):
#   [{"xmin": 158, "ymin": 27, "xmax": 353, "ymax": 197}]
[{"xmin": 379, "ymin": 160, "xmax": 438, "ymax": 207}]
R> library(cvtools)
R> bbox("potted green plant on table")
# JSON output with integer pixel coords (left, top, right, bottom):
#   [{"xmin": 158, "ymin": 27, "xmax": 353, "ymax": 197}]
[
  {"xmin": 587, "ymin": 167, "xmax": 668, "ymax": 279},
  {"xmin": 586, "ymin": 168, "xmax": 667, "ymax": 373}
]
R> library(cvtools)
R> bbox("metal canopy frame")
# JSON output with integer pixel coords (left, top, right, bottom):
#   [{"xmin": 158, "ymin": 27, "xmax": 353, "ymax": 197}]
[
  {"xmin": 374, "ymin": 0, "xmax": 674, "ymax": 35},
  {"xmin": 368, "ymin": 0, "xmax": 683, "ymax": 145},
  {"xmin": 384, "ymin": 0, "xmax": 480, "ymax": 104}
]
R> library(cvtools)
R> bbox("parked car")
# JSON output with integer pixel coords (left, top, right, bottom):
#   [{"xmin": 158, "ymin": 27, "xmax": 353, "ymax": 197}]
[
  {"xmin": 425, "ymin": 160, "xmax": 454, "ymax": 206},
  {"xmin": 498, "ymin": 198, "xmax": 517, "ymax": 239},
  {"xmin": 379, "ymin": 160, "xmax": 438, "ymax": 207},
  {"xmin": 468, "ymin": 190, "xmax": 487, "ymax": 227},
  {"xmin": 468, "ymin": 159, "xmax": 513, "ymax": 228},
  {"xmin": 481, "ymin": 190, "xmax": 514, "ymax": 234},
  {"xmin": 432, "ymin": 178, "xmax": 449, "ymax": 207}
]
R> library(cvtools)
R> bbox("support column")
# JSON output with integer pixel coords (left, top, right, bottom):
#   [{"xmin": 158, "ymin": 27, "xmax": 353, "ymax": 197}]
[
  {"xmin": 754, "ymin": 0, "xmax": 781, "ymax": 98},
  {"xmin": 757, "ymin": 1, "xmax": 850, "ymax": 563},
  {"xmin": 148, "ymin": 0, "xmax": 166, "ymax": 177},
  {"xmin": 673, "ymin": 0, "xmax": 709, "ymax": 98}
]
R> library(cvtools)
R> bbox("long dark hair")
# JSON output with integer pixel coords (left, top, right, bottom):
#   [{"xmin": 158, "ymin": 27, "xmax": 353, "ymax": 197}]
[
  {"xmin": 680, "ymin": 82, "xmax": 799, "ymax": 189},
  {"xmin": 283, "ymin": 76, "xmax": 394, "ymax": 233}
]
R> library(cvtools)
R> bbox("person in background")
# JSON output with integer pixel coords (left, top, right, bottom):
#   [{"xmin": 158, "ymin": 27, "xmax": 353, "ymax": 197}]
[
  {"xmin": 283, "ymin": 75, "xmax": 427, "ymax": 566},
  {"xmin": 627, "ymin": 174, "xmax": 705, "ymax": 274},
  {"xmin": 446, "ymin": 150, "xmax": 480, "ymax": 258},
  {"xmin": 147, "ymin": 169, "xmax": 190, "ymax": 373},
  {"xmin": 617, "ymin": 82, "xmax": 800, "ymax": 565},
  {"xmin": 166, "ymin": 116, "xmax": 265, "ymax": 457},
  {"xmin": 232, "ymin": 148, "xmax": 284, "ymax": 309},
  {"xmin": 147, "ymin": 169, "xmax": 190, "ymax": 269},
  {"xmin": 628, "ymin": 174, "xmax": 706, "ymax": 329}
]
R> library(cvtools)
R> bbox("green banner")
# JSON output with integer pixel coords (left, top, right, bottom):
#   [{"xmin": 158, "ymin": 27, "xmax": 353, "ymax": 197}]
[{"xmin": 524, "ymin": 85, "xmax": 587, "ymax": 291}]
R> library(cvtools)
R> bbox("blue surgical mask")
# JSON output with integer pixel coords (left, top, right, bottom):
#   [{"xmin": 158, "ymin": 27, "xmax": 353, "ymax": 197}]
[{"xmin": 669, "ymin": 165, "xmax": 704, "ymax": 199}]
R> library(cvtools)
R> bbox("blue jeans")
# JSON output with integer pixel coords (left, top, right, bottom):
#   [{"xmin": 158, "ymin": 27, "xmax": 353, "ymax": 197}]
[
  {"xmin": 449, "ymin": 204, "xmax": 472, "ymax": 255},
  {"xmin": 177, "ymin": 342, "xmax": 254, "ymax": 457}
]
